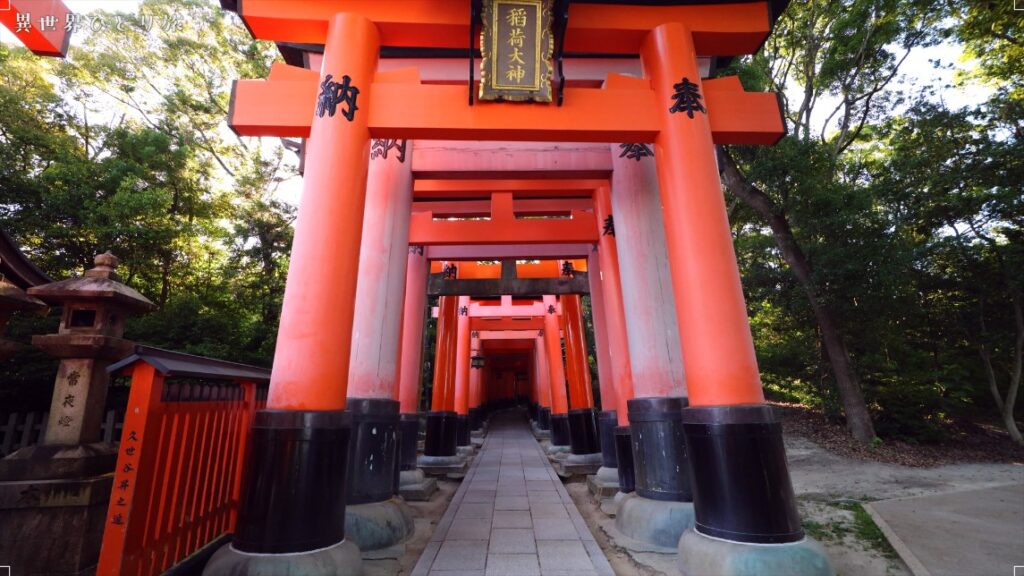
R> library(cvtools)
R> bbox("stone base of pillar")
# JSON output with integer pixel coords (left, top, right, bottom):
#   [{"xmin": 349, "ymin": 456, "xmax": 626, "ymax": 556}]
[
  {"xmin": 344, "ymin": 496, "xmax": 415, "ymax": 552},
  {"xmin": 586, "ymin": 466, "xmax": 620, "ymax": 498},
  {"xmin": 398, "ymin": 413, "xmax": 420, "ymax": 472},
  {"xmin": 423, "ymin": 410, "xmax": 458, "ymax": 457},
  {"xmin": 678, "ymin": 529, "xmax": 835, "ymax": 576},
  {"xmin": 550, "ymin": 413, "xmax": 570, "ymax": 447},
  {"xmin": 0, "ymin": 474, "xmax": 111, "ymax": 575},
  {"xmin": 564, "ymin": 450, "xmax": 602, "ymax": 468},
  {"xmin": 417, "ymin": 454, "xmax": 467, "ymax": 476},
  {"xmin": 398, "ymin": 469, "xmax": 438, "ymax": 501},
  {"xmin": 456, "ymin": 445, "xmax": 474, "ymax": 458},
  {"xmin": 615, "ymin": 493, "xmax": 695, "ymax": 550},
  {"xmin": 203, "ymin": 538, "xmax": 362, "ymax": 576},
  {"xmin": 545, "ymin": 442, "xmax": 570, "ymax": 455},
  {"xmin": 628, "ymin": 397, "xmax": 692, "ymax": 502},
  {"xmin": 347, "ymin": 398, "xmax": 400, "ymax": 505},
  {"xmin": 613, "ymin": 426, "xmax": 635, "ymax": 494},
  {"xmin": 603, "ymin": 490, "xmax": 633, "ymax": 517},
  {"xmin": 531, "ymin": 421, "xmax": 550, "ymax": 439}
]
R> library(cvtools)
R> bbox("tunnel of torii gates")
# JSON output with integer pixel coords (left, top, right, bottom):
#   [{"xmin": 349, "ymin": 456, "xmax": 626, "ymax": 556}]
[{"xmin": 5, "ymin": 0, "xmax": 833, "ymax": 575}]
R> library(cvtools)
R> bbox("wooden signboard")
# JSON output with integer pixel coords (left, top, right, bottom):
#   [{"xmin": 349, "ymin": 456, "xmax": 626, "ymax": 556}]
[{"xmin": 479, "ymin": 0, "xmax": 553, "ymax": 102}]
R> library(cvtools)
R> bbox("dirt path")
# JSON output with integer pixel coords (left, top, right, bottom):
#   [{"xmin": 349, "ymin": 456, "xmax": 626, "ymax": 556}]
[
  {"xmin": 565, "ymin": 433, "xmax": 1024, "ymax": 576},
  {"xmin": 788, "ymin": 435, "xmax": 1024, "ymax": 576}
]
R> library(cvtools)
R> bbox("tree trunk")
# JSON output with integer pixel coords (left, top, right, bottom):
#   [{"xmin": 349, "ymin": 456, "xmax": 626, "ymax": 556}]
[{"xmin": 720, "ymin": 148, "xmax": 877, "ymax": 443}]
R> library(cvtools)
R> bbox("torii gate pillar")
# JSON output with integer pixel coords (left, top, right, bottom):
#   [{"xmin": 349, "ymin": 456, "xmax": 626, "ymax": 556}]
[
  {"xmin": 344, "ymin": 138, "xmax": 416, "ymax": 550},
  {"xmin": 542, "ymin": 296, "xmax": 571, "ymax": 453},
  {"xmin": 398, "ymin": 246, "xmax": 428, "ymax": 471},
  {"xmin": 207, "ymin": 13, "xmax": 377, "ymax": 575},
  {"xmin": 643, "ymin": 23, "xmax": 818, "ymax": 574},
  {"xmin": 609, "ymin": 139, "xmax": 694, "ymax": 546}
]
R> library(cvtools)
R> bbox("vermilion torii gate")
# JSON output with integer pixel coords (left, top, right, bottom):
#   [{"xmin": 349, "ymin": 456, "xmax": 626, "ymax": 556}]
[{"xmin": 204, "ymin": 1, "xmax": 832, "ymax": 575}]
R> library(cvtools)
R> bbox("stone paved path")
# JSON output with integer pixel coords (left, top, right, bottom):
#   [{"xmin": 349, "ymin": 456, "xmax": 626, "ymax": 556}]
[{"xmin": 412, "ymin": 410, "xmax": 615, "ymax": 576}]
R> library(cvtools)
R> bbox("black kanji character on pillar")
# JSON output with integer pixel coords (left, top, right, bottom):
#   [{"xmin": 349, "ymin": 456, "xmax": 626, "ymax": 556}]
[
  {"xmin": 459, "ymin": 306, "xmax": 469, "ymax": 316},
  {"xmin": 669, "ymin": 77, "xmax": 706, "ymax": 118},
  {"xmin": 602, "ymin": 215, "xmax": 615, "ymax": 237},
  {"xmin": 371, "ymin": 139, "xmax": 408, "ymax": 162},
  {"xmin": 442, "ymin": 263, "xmax": 458, "ymax": 279},
  {"xmin": 316, "ymin": 74, "xmax": 360, "ymax": 121},
  {"xmin": 561, "ymin": 261, "xmax": 574, "ymax": 277},
  {"xmin": 112, "ymin": 513, "xmax": 125, "ymax": 525},
  {"xmin": 547, "ymin": 305, "xmax": 556, "ymax": 315},
  {"xmin": 618, "ymin": 143, "xmax": 653, "ymax": 161}
]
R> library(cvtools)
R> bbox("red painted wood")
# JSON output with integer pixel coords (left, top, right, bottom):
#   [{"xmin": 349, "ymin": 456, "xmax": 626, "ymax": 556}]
[{"xmin": 96, "ymin": 368, "xmax": 263, "ymax": 575}]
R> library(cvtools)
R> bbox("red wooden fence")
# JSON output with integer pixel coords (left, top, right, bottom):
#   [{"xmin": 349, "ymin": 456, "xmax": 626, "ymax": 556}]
[{"xmin": 96, "ymin": 347, "xmax": 270, "ymax": 576}]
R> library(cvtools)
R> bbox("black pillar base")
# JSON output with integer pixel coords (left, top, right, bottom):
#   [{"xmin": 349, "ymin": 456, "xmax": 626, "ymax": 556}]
[
  {"xmin": 567, "ymin": 407, "xmax": 601, "ymax": 455},
  {"xmin": 234, "ymin": 410, "xmax": 351, "ymax": 554},
  {"xmin": 628, "ymin": 396, "xmax": 692, "ymax": 502},
  {"xmin": 468, "ymin": 407, "xmax": 482, "ymax": 431},
  {"xmin": 346, "ymin": 398, "xmax": 400, "ymax": 505},
  {"xmin": 424, "ymin": 410, "xmax": 458, "ymax": 457},
  {"xmin": 456, "ymin": 414, "xmax": 471, "ymax": 446},
  {"xmin": 538, "ymin": 407, "xmax": 551, "ymax": 430},
  {"xmin": 682, "ymin": 404, "xmax": 803, "ymax": 544},
  {"xmin": 399, "ymin": 413, "xmax": 420, "ymax": 471},
  {"xmin": 598, "ymin": 411, "xmax": 618, "ymax": 468},
  {"xmin": 613, "ymin": 426, "xmax": 635, "ymax": 494},
  {"xmin": 550, "ymin": 413, "xmax": 571, "ymax": 446}
]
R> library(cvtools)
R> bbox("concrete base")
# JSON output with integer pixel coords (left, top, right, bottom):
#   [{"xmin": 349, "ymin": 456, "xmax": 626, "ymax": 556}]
[
  {"xmin": 587, "ymin": 466, "xmax": 620, "ymax": 498},
  {"xmin": 203, "ymin": 539, "xmax": 362, "ymax": 576},
  {"xmin": 564, "ymin": 451, "xmax": 602, "ymax": 474},
  {"xmin": 344, "ymin": 497, "xmax": 415, "ymax": 551},
  {"xmin": 600, "ymin": 490, "xmax": 632, "ymax": 518},
  {"xmin": 418, "ymin": 454, "xmax": 467, "ymax": 476},
  {"xmin": 545, "ymin": 444, "xmax": 570, "ymax": 455},
  {"xmin": 615, "ymin": 493, "xmax": 695, "ymax": 550},
  {"xmin": 531, "ymin": 423, "xmax": 550, "ymax": 439},
  {"xmin": 456, "ymin": 445, "xmax": 474, "ymax": 458},
  {"xmin": 398, "ymin": 469, "xmax": 438, "ymax": 501},
  {"xmin": 678, "ymin": 528, "xmax": 835, "ymax": 576}
]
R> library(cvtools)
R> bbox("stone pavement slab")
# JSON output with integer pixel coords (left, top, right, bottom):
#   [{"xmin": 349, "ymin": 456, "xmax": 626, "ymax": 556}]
[
  {"xmin": 865, "ymin": 482, "xmax": 1024, "ymax": 576},
  {"xmin": 412, "ymin": 410, "xmax": 614, "ymax": 576}
]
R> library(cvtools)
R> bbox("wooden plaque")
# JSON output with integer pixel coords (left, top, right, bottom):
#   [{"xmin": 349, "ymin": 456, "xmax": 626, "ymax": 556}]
[{"xmin": 479, "ymin": 0, "xmax": 553, "ymax": 102}]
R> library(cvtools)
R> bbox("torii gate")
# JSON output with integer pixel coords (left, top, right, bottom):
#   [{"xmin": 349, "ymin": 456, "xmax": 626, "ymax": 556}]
[{"xmin": 207, "ymin": 2, "xmax": 831, "ymax": 575}]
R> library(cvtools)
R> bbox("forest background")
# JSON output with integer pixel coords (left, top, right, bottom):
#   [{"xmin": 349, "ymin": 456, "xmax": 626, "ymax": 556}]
[{"xmin": 1, "ymin": 0, "xmax": 1020, "ymax": 447}]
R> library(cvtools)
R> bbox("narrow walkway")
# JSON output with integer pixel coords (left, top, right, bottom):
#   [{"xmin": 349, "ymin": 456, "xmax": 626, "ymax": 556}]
[{"xmin": 412, "ymin": 410, "xmax": 615, "ymax": 576}]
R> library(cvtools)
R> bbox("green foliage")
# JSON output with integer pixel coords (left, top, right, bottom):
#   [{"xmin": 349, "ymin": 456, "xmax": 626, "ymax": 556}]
[
  {"xmin": 728, "ymin": 0, "xmax": 1022, "ymax": 441},
  {"xmin": 0, "ymin": 0, "xmax": 290, "ymax": 409}
]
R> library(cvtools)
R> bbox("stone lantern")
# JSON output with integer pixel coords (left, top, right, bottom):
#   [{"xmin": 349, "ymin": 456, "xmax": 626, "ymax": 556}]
[
  {"xmin": 0, "ymin": 252, "xmax": 154, "ymax": 575},
  {"xmin": 1, "ymin": 252, "xmax": 155, "ymax": 478}
]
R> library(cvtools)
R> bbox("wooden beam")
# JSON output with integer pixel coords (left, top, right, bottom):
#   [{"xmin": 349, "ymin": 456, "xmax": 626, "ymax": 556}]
[
  {"xmin": 424, "ymin": 244, "xmax": 592, "ymax": 261},
  {"xmin": 429, "ymin": 275, "xmax": 589, "ymax": 297},
  {"xmin": 232, "ymin": 1, "xmax": 772, "ymax": 56},
  {"xmin": 228, "ymin": 73, "xmax": 783, "ymax": 144}
]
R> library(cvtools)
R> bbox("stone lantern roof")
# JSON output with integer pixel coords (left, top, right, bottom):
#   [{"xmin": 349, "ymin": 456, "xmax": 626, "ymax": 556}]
[{"xmin": 27, "ymin": 252, "xmax": 156, "ymax": 314}]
